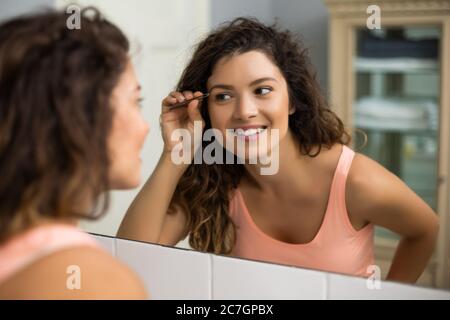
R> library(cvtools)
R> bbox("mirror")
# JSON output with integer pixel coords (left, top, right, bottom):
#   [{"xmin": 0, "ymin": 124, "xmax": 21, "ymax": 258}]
[
  {"xmin": 2, "ymin": 0, "xmax": 448, "ymax": 293},
  {"xmin": 353, "ymin": 25, "xmax": 442, "ymax": 288}
]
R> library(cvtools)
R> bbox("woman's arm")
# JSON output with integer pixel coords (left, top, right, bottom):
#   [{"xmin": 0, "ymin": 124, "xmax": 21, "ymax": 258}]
[
  {"xmin": 346, "ymin": 153, "xmax": 439, "ymax": 284},
  {"xmin": 117, "ymin": 152, "xmax": 189, "ymax": 244},
  {"xmin": 117, "ymin": 91, "xmax": 204, "ymax": 244}
]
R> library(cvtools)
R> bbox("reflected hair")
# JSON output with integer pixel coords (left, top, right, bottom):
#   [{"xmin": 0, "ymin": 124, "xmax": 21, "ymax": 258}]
[{"xmin": 169, "ymin": 17, "xmax": 351, "ymax": 254}]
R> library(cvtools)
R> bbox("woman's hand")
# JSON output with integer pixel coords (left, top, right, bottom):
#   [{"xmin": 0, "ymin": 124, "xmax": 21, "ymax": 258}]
[
  {"xmin": 117, "ymin": 90, "xmax": 205, "ymax": 244},
  {"xmin": 160, "ymin": 90, "xmax": 205, "ymax": 155}
]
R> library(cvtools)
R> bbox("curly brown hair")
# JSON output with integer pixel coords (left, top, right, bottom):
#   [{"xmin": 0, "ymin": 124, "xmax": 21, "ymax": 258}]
[
  {"xmin": 170, "ymin": 17, "xmax": 351, "ymax": 254},
  {"xmin": 0, "ymin": 7, "xmax": 129, "ymax": 242}
]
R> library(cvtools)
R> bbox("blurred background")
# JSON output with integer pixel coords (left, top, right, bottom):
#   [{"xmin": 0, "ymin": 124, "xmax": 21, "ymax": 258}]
[{"xmin": 1, "ymin": 0, "xmax": 449, "ymax": 290}]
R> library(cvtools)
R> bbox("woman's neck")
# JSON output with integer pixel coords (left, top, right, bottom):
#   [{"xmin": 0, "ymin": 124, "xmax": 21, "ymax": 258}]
[{"xmin": 242, "ymin": 131, "xmax": 321, "ymax": 195}]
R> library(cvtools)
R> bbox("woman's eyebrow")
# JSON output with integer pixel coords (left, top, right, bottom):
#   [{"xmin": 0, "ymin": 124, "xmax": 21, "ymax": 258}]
[
  {"xmin": 249, "ymin": 77, "xmax": 277, "ymax": 86},
  {"xmin": 209, "ymin": 84, "xmax": 234, "ymax": 92},
  {"xmin": 209, "ymin": 77, "xmax": 277, "ymax": 92}
]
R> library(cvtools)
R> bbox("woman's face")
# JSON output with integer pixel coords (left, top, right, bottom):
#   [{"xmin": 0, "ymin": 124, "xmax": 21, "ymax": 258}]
[
  {"xmin": 206, "ymin": 50, "xmax": 294, "ymax": 161},
  {"xmin": 108, "ymin": 60, "xmax": 149, "ymax": 189}
]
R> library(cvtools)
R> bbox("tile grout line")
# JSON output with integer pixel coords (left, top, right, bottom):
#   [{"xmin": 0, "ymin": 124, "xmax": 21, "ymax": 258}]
[
  {"xmin": 325, "ymin": 273, "xmax": 330, "ymax": 300},
  {"xmin": 209, "ymin": 254, "xmax": 214, "ymax": 300}
]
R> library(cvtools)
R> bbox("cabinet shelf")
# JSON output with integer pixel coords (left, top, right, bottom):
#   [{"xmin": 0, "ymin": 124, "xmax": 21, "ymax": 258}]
[
  {"xmin": 354, "ymin": 96, "xmax": 438, "ymax": 132},
  {"xmin": 354, "ymin": 57, "xmax": 439, "ymax": 73}
]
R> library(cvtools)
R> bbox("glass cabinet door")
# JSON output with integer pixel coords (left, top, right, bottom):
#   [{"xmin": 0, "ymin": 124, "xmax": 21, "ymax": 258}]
[{"xmin": 352, "ymin": 26, "xmax": 441, "ymax": 242}]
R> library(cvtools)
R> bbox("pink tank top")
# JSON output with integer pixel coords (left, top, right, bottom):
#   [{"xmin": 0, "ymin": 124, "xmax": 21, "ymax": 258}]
[
  {"xmin": 229, "ymin": 145, "xmax": 375, "ymax": 277},
  {"xmin": 0, "ymin": 223, "xmax": 101, "ymax": 285}
]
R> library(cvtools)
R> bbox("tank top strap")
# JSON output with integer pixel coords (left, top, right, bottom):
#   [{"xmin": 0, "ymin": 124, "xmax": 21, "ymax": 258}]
[
  {"xmin": 334, "ymin": 145, "xmax": 355, "ymax": 186},
  {"xmin": 326, "ymin": 145, "xmax": 359, "ymax": 233},
  {"xmin": 0, "ymin": 223, "xmax": 101, "ymax": 285}
]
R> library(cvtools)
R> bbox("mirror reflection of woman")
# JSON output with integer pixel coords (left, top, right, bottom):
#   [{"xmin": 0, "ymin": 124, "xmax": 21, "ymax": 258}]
[
  {"xmin": 118, "ymin": 18, "xmax": 439, "ymax": 283},
  {"xmin": 0, "ymin": 9, "xmax": 148, "ymax": 298}
]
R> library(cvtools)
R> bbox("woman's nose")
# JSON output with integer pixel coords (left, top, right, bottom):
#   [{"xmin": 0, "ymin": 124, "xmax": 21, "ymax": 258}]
[{"xmin": 233, "ymin": 95, "xmax": 258, "ymax": 120}]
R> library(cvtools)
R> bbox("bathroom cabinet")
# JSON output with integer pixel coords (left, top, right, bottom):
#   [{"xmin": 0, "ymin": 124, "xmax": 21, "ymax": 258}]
[{"xmin": 325, "ymin": 0, "xmax": 450, "ymax": 289}]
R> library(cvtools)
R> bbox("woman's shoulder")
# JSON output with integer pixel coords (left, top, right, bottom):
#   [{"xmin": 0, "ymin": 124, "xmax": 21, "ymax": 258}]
[
  {"xmin": 0, "ymin": 223, "xmax": 147, "ymax": 299},
  {"xmin": 346, "ymin": 150, "xmax": 412, "ymax": 220},
  {"xmin": 0, "ymin": 244, "xmax": 147, "ymax": 299},
  {"xmin": 348, "ymin": 150, "xmax": 399, "ymax": 193}
]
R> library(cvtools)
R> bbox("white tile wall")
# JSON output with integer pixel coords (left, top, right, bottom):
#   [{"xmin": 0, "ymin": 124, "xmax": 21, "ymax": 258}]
[
  {"xmin": 212, "ymin": 255, "xmax": 327, "ymax": 300},
  {"xmin": 89, "ymin": 234, "xmax": 450, "ymax": 300},
  {"xmin": 91, "ymin": 234, "xmax": 115, "ymax": 256},
  {"xmin": 327, "ymin": 273, "xmax": 450, "ymax": 300},
  {"xmin": 115, "ymin": 238, "xmax": 211, "ymax": 300}
]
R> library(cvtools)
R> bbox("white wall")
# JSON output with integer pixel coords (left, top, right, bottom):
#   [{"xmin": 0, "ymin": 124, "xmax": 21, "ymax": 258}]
[
  {"xmin": 0, "ymin": 0, "xmax": 54, "ymax": 22},
  {"xmin": 210, "ymin": 0, "xmax": 273, "ymax": 28},
  {"xmin": 93, "ymin": 234, "xmax": 450, "ymax": 300}
]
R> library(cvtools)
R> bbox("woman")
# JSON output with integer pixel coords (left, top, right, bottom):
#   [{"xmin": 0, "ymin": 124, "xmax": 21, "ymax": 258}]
[
  {"xmin": 0, "ymin": 8, "xmax": 148, "ymax": 298},
  {"xmin": 118, "ymin": 18, "xmax": 438, "ymax": 282}
]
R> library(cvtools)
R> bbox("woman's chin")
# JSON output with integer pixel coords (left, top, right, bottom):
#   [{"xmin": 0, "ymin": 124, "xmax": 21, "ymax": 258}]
[
  {"xmin": 112, "ymin": 180, "xmax": 140, "ymax": 190},
  {"xmin": 109, "ymin": 172, "xmax": 141, "ymax": 190},
  {"xmin": 233, "ymin": 146, "xmax": 272, "ymax": 162}
]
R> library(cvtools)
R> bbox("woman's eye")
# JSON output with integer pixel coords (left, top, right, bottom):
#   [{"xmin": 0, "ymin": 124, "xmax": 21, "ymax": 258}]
[
  {"xmin": 255, "ymin": 87, "xmax": 272, "ymax": 96},
  {"xmin": 214, "ymin": 93, "xmax": 232, "ymax": 101}
]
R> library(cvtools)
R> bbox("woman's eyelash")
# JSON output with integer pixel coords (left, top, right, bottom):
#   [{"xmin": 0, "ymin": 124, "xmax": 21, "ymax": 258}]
[
  {"xmin": 138, "ymin": 97, "xmax": 145, "ymax": 108},
  {"xmin": 214, "ymin": 93, "xmax": 232, "ymax": 101},
  {"xmin": 255, "ymin": 87, "xmax": 273, "ymax": 95},
  {"xmin": 213, "ymin": 87, "xmax": 272, "ymax": 101}
]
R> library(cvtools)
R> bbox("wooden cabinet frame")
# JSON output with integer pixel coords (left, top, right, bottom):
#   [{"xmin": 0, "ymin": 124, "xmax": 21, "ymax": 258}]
[{"xmin": 325, "ymin": 0, "xmax": 450, "ymax": 289}]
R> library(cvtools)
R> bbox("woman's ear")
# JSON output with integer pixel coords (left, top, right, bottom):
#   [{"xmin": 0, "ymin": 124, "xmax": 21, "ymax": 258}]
[{"xmin": 288, "ymin": 104, "xmax": 296, "ymax": 115}]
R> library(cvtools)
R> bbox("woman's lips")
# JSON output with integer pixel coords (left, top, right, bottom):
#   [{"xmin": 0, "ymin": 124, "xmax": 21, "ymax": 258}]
[{"xmin": 230, "ymin": 126, "xmax": 268, "ymax": 141}]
